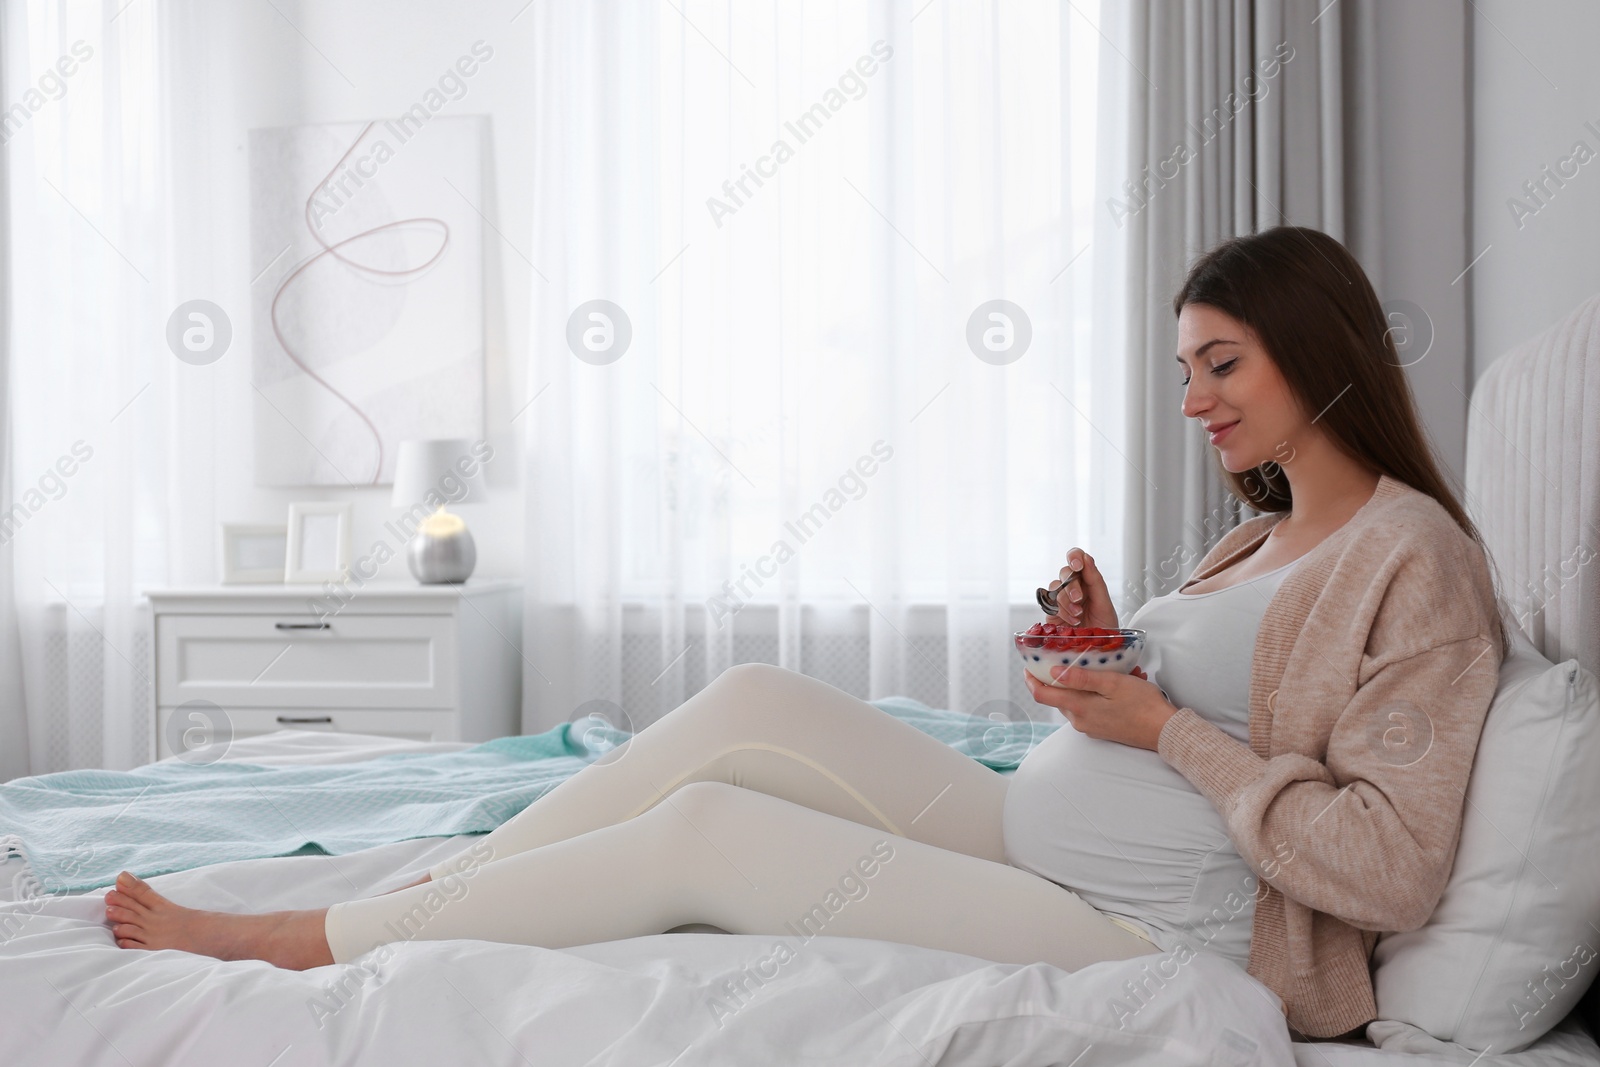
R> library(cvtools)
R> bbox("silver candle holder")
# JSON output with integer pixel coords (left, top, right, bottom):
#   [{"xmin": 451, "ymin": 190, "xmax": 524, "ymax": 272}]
[
  {"xmin": 391, "ymin": 439, "xmax": 488, "ymax": 585},
  {"xmin": 407, "ymin": 507, "xmax": 478, "ymax": 583}
]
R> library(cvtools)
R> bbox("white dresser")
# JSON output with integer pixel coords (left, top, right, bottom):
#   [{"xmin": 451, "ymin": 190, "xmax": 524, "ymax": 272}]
[{"xmin": 145, "ymin": 580, "xmax": 521, "ymax": 761}]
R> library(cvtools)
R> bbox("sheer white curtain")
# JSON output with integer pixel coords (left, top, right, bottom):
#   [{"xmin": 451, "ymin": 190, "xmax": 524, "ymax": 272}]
[
  {"xmin": 2, "ymin": 1, "xmax": 206, "ymax": 774},
  {"xmin": 0, "ymin": 13, "xmax": 20, "ymax": 782},
  {"xmin": 0, "ymin": 0, "xmax": 1139, "ymax": 773},
  {"xmin": 522, "ymin": 0, "xmax": 1131, "ymax": 731}
]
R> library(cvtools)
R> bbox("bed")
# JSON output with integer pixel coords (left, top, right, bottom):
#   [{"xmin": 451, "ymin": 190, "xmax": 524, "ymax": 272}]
[
  {"xmin": 4, "ymin": 295, "xmax": 1600, "ymax": 1066},
  {"xmin": 3, "ymin": 728, "xmax": 1597, "ymax": 1066}
]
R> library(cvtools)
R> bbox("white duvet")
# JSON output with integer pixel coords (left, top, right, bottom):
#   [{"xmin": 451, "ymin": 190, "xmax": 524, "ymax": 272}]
[{"xmin": 0, "ymin": 732, "xmax": 1594, "ymax": 1067}]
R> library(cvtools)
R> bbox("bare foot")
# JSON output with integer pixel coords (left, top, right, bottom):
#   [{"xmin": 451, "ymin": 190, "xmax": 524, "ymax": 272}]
[{"xmin": 103, "ymin": 871, "xmax": 334, "ymax": 970}]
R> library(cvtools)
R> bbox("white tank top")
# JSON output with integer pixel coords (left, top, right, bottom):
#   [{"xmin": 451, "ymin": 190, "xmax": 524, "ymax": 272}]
[{"xmin": 1002, "ymin": 555, "xmax": 1301, "ymax": 967}]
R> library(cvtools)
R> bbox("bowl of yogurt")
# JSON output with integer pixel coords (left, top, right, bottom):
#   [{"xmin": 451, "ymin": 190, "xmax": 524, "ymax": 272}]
[{"xmin": 1014, "ymin": 624, "xmax": 1146, "ymax": 686}]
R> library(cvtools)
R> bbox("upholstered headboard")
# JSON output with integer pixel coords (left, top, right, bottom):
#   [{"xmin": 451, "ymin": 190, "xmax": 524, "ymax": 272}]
[
  {"xmin": 1464, "ymin": 292, "xmax": 1600, "ymax": 1037},
  {"xmin": 1464, "ymin": 292, "xmax": 1600, "ymax": 679}
]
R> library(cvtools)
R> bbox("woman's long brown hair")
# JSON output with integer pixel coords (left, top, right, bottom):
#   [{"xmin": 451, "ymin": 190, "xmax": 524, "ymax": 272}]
[{"xmin": 1172, "ymin": 225, "xmax": 1509, "ymax": 662}]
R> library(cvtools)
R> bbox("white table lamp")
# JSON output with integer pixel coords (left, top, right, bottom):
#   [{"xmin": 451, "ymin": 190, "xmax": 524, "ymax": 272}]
[{"xmin": 391, "ymin": 438, "xmax": 488, "ymax": 583}]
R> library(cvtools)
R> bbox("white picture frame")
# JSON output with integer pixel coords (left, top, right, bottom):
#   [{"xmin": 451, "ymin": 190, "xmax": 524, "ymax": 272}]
[
  {"xmin": 221, "ymin": 523, "xmax": 289, "ymax": 584},
  {"xmin": 284, "ymin": 502, "xmax": 353, "ymax": 583}
]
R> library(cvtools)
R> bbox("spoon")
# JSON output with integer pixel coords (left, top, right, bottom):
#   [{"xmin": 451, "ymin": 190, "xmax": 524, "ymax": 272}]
[{"xmin": 1035, "ymin": 568, "xmax": 1082, "ymax": 618}]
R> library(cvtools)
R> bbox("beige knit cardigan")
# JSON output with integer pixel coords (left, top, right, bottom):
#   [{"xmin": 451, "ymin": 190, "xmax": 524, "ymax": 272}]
[{"xmin": 1156, "ymin": 473, "xmax": 1504, "ymax": 1038}]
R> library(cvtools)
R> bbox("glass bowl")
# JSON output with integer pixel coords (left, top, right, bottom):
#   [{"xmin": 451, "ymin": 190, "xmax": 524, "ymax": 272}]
[{"xmin": 1014, "ymin": 626, "xmax": 1146, "ymax": 686}]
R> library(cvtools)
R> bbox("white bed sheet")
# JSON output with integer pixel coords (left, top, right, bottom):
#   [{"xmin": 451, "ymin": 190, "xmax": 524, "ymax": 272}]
[
  {"xmin": 2, "ymin": 731, "xmax": 1595, "ymax": 1066},
  {"xmin": 1295, "ymin": 1022, "xmax": 1600, "ymax": 1067}
]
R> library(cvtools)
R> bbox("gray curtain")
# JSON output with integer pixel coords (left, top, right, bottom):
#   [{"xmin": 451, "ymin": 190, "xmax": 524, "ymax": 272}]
[{"xmin": 1116, "ymin": 0, "xmax": 1383, "ymax": 612}]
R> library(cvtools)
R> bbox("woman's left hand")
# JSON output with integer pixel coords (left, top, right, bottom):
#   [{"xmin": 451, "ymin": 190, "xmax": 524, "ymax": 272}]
[{"xmin": 1023, "ymin": 664, "xmax": 1179, "ymax": 751}]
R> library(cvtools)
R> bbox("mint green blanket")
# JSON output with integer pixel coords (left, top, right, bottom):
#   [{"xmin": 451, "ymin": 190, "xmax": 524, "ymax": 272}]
[{"xmin": 0, "ymin": 697, "xmax": 1057, "ymax": 893}]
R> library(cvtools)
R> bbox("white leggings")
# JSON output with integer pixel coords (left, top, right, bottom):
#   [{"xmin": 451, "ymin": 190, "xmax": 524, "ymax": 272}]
[{"xmin": 324, "ymin": 663, "xmax": 1158, "ymax": 969}]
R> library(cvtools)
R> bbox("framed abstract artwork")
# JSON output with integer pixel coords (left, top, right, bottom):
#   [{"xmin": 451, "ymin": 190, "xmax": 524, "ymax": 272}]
[{"xmin": 249, "ymin": 115, "xmax": 487, "ymax": 486}]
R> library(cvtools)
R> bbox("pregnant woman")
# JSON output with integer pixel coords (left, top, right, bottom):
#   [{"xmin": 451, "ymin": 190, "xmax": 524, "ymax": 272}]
[{"xmin": 104, "ymin": 226, "xmax": 1507, "ymax": 1040}]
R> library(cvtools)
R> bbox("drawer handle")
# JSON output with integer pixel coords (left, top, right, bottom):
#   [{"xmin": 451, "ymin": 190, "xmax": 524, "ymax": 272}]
[
  {"xmin": 274, "ymin": 622, "xmax": 331, "ymax": 631},
  {"xmin": 276, "ymin": 715, "xmax": 334, "ymax": 725}
]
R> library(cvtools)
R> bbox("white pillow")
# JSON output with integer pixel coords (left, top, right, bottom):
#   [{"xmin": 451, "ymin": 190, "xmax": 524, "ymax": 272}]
[{"xmin": 1370, "ymin": 621, "xmax": 1600, "ymax": 1052}]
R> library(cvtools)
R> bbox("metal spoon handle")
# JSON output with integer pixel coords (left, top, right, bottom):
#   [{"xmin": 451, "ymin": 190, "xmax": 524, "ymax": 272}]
[{"xmin": 1035, "ymin": 569, "xmax": 1081, "ymax": 616}]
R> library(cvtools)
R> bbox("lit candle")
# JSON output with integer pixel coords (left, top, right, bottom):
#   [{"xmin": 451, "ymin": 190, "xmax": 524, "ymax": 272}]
[{"xmin": 420, "ymin": 507, "xmax": 466, "ymax": 536}]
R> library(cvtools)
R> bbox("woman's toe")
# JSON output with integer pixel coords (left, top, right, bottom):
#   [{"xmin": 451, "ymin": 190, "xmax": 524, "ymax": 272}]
[{"xmin": 115, "ymin": 872, "xmax": 165, "ymax": 908}]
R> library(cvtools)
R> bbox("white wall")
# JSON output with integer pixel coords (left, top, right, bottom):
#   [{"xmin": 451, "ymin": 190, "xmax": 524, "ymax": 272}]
[
  {"xmin": 1471, "ymin": 0, "xmax": 1600, "ymax": 376},
  {"xmin": 164, "ymin": 1, "xmax": 538, "ymax": 585}
]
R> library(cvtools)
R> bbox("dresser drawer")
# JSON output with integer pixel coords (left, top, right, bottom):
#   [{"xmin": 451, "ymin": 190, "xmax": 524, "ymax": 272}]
[
  {"xmin": 156, "ymin": 613, "xmax": 456, "ymax": 709},
  {"xmin": 156, "ymin": 705, "xmax": 460, "ymax": 759}
]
